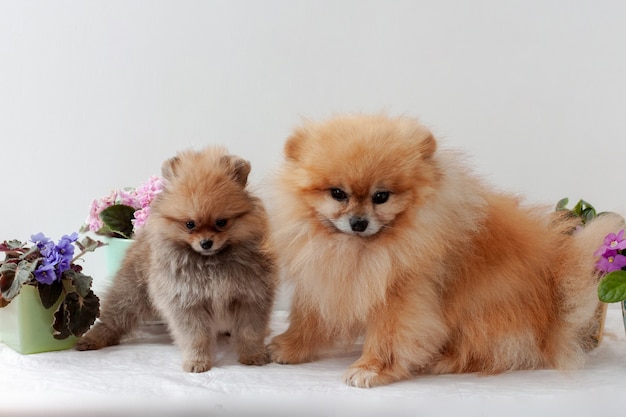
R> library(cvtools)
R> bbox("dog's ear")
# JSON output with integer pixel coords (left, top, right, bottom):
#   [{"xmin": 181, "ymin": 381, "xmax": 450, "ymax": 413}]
[
  {"xmin": 161, "ymin": 156, "xmax": 180, "ymax": 180},
  {"xmin": 221, "ymin": 154, "xmax": 251, "ymax": 187},
  {"xmin": 418, "ymin": 133, "xmax": 437, "ymax": 160},
  {"xmin": 284, "ymin": 129, "xmax": 306, "ymax": 162}
]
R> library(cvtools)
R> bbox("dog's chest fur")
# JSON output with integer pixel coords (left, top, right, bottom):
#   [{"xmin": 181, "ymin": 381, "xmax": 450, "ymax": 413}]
[{"xmin": 147, "ymin": 242, "xmax": 270, "ymax": 315}]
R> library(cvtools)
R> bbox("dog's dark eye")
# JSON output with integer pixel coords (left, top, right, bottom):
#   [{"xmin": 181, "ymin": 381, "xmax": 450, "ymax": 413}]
[
  {"xmin": 215, "ymin": 219, "xmax": 228, "ymax": 228},
  {"xmin": 330, "ymin": 188, "xmax": 348, "ymax": 202},
  {"xmin": 185, "ymin": 220, "xmax": 196, "ymax": 230},
  {"xmin": 372, "ymin": 191, "xmax": 390, "ymax": 204}
]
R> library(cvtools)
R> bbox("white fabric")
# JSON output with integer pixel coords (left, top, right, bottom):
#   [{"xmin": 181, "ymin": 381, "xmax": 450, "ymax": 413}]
[{"xmin": 1, "ymin": 307, "xmax": 624, "ymax": 416}]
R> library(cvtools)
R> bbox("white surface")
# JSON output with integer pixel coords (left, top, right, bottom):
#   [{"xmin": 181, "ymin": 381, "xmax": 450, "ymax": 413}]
[{"xmin": 1, "ymin": 306, "xmax": 625, "ymax": 416}]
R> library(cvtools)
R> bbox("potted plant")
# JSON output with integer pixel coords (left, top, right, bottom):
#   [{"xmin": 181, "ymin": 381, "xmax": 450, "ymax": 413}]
[
  {"xmin": 596, "ymin": 229, "xmax": 626, "ymax": 333},
  {"xmin": 0, "ymin": 233, "xmax": 103, "ymax": 354},
  {"xmin": 81, "ymin": 176, "xmax": 162, "ymax": 276},
  {"xmin": 557, "ymin": 198, "xmax": 626, "ymax": 335}
]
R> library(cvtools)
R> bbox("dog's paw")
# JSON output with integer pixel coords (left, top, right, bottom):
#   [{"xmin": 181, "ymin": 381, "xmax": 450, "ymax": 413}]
[
  {"xmin": 239, "ymin": 350, "xmax": 270, "ymax": 366},
  {"xmin": 267, "ymin": 340, "xmax": 307, "ymax": 364},
  {"xmin": 267, "ymin": 340, "xmax": 288, "ymax": 364},
  {"xmin": 75, "ymin": 337, "xmax": 104, "ymax": 351},
  {"xmin": 343, "ymin": 367, "xmax": 382, "ymax": 388},
  {"xmin": 182, "ymin": 359, "xmax": 212, "ymax": 373}
]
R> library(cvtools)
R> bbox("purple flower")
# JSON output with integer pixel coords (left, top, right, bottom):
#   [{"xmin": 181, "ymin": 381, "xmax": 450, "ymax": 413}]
[
  {"xmin": 595, "ymin": 229, "xmax": 626, "ymax": 256},
  {"xmin": 31, "ymin": 233, "xmax": 54, "ymax": 257},
  {"xmin": 596, "ymin": 250, "xmax": 626, "ymax": 273},
  {"xmin": 56, "ymin": 233, "xmax": 78, "ymax": 261},
  {"xmin": 606, "ymin": 229, "xmax": 626, "ymax": 250},
  {"xmin": 33, "ymin": 263, "xmax": 57, "ymax": 285},
  {"xmin": 30, "ymin": 233, "xmax": 50, "ymax": 246}
]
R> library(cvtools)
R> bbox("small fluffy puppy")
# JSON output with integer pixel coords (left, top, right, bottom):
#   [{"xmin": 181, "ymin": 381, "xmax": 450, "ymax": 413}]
[
  {"xmin": 77, "ymin": 146, "xmax": 276, "ymax": 373},
  {"xmin": 268, "ymin": 114, "xmax": 622, "ymax": 387}
]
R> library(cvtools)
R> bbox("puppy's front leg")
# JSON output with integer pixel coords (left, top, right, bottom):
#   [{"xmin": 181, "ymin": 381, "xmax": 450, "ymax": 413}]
[
  {"xmin": 230, "ymin": 299, "xmax": 272, "ymax": 366},
  {"xmin": 162, "ymin": 305, "xmax": 215, "ymax": 373},
  {"xmin": 76, "ymin": 267, "xmax": 150, "ymax": 351},
  {"xmin": 344, "ymin": 284, "xmax": 447, "ymax": 388}
]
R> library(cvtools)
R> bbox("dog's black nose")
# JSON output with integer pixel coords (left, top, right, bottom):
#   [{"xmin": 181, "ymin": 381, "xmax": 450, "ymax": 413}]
[
  {"xmin": 200, "ymin": 239, "xmax": 213, "ymax": 250},
  {"xmin": 350, "ymin": 217, "xmax": 369, "ymax": 233}
]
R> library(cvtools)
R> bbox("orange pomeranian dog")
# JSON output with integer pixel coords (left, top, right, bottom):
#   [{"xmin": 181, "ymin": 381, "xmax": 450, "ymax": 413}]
[{"xmin": 268, "ymin": 114, "xmax": 623, "ymax": 387}]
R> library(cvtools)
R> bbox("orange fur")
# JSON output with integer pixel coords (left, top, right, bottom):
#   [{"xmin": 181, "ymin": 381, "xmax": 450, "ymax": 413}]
[{"xmin": 268, "ymin": 114, "xmax": 623, "ymax": 387}]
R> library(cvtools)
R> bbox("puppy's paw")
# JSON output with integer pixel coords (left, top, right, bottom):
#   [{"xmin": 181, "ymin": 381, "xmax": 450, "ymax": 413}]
[
  {"xmin": 75, "ymin": 336, "xmax": 104, "ymax": 351},
  {"xmin": 75, "ymin": 323, "xmax": 121, "ymax": 351},
  {"xmin": 239, "ymin": 350, "xmax": 270, "ymax": 366},
  {"xmin": 182, "ymin": 359, "xmax": 212, "ymax": 373}
]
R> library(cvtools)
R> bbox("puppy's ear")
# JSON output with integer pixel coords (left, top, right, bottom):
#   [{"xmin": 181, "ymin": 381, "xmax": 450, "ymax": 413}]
[
  {"xmin": 221, "ymin": 155, "xmax": 251, "ymax": 187},
  {"xmin": 418, "ymin": 133, "xmax": 437, "ymax": 160},
  {"xmin": 161, "ymin": 156, "xmax": 180, "ymax": 180},
  {"xmin": 284, "ymin": 129, "xmax": 306, "ymax": 162}
]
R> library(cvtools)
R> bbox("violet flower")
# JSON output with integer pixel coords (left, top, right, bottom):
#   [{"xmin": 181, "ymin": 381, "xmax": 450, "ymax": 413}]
[
  {"xmin": 33, "ymin": 262, "xmax": 57, "ymax": 285},
  {"xmin": 596, "ymin": 250, "xmax": 626, "ymax": 273},
  {"xmin": 56, "ymin": 233, "xmax": 78, "ymax": 261},
  {"xmin": 595, "ymin": 229, "xmax": 626, "ymax": 257}
]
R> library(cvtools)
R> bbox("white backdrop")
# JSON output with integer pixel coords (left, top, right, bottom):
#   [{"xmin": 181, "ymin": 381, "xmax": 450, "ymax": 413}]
[{"xmin": 1, "ymin": 1, "xmax": 625, "ymax": 254}]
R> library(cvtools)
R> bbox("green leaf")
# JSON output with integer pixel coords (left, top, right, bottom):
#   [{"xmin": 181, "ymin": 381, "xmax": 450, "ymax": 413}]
[
  {"xmin": 4, "ymin": 240, "xmax": 26, "ymax": 250},
  {"xmin": 52, "ymin": 301, "xmax": 72, "ymax": 340},
  {"xmin": 0, "ymin": 262, "xmax": 33, "ymax": 302},
  {"xmin": 582, "ymin": 207, "xmax": 597, "ymax": 224},
  {"xmin": 0, "ymin": 263, "xmax": 16, "ymax": 299},
  {"xmin": 580, "ymin": 199, "xmax": 596, "ymax": 212},
  {"xmin": 62, "ymin": 290, "xmax": 100, "ymax": 337},
  {"xmin": 75, "ymin": 236, "xmax": 105, "ymax": 254},
  {"xmin": 99, "ymin": 205, "xmax": 136, "ymax": 238},
  {"xmin": 66, "ymin": 269, "xmax": 93, "ymax": 298},
  {"xmin": 572, "ymin": 199, "xmax": 583, "ymax": 216},
  {"xmin": 38, "ymin": 278, "xmax": 64, "ymax": 309},
  {"xmin": 598, "ymin": 270, "xmax": 626, "ymax": 303},
  {"xmin": 555, "ymin": 198, "xmax": 569, "ymax": 211}
]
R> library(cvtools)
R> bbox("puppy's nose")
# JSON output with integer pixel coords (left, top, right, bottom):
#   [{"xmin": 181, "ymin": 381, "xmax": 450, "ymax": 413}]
[
  {"xmin": 200, "ymin": 239, "xmax": 213, "ymax": 250},
  {"xmin": 350, "ymin": 217, "xmax": 369, "ymax": 233}
]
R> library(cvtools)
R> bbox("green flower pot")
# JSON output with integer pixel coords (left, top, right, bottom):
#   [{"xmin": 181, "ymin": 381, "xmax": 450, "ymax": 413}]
[
  {"xmin": 104, "ymin": 237, "xmax": 134, "ymax": 277},
  {"xmin": 0, "ymin": 284, "xmax": 76, "ymax": 354}
]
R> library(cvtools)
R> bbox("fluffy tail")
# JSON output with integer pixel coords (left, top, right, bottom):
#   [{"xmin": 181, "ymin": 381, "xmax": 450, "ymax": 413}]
[{"xmin": 560, "ymin": 212, "xmax": 625, "ymax": 358}]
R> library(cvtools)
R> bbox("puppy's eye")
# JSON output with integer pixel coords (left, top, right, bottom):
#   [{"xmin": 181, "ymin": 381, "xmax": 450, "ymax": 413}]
[
  {"xmin": 330, "ymin": 188, "xmax": 348, "ymax": 202},
  {"xmin": 215, "ymin": 219, "xmax": 228, "ymax": 228},
  {"xmin": 185, "ymin": 220, "xmax": 196, "ymax": 230},
  {"xmin": 372, "ymin": 191, "xmax": 390, "ymax": 204}
]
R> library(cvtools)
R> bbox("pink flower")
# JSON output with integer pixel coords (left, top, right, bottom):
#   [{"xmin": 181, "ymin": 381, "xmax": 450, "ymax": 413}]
[
  {"xmin": 84, "ymin": 176, "xmax": 163, "ymax": 237},
  {"xmin": 132, "ymin": 206, "xmax": 151, "ymax": 232},
  {"xmin": 117, "ymin": 189, "xmax": 138, "ymax": 207},
  {"xmin": 84, "ymin": 191, "xmax": 118, "ymax": 232},
  {"xmin": 595, "ymin": 229, "xmax": 626, "ymax": 257},
  {"xmin": 596, "ymin": 250, "xmax": 626, "ymax": 273},
  {"xmin": 134, "ymin": 176, "xmax": 163, "ymax": 209}
]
